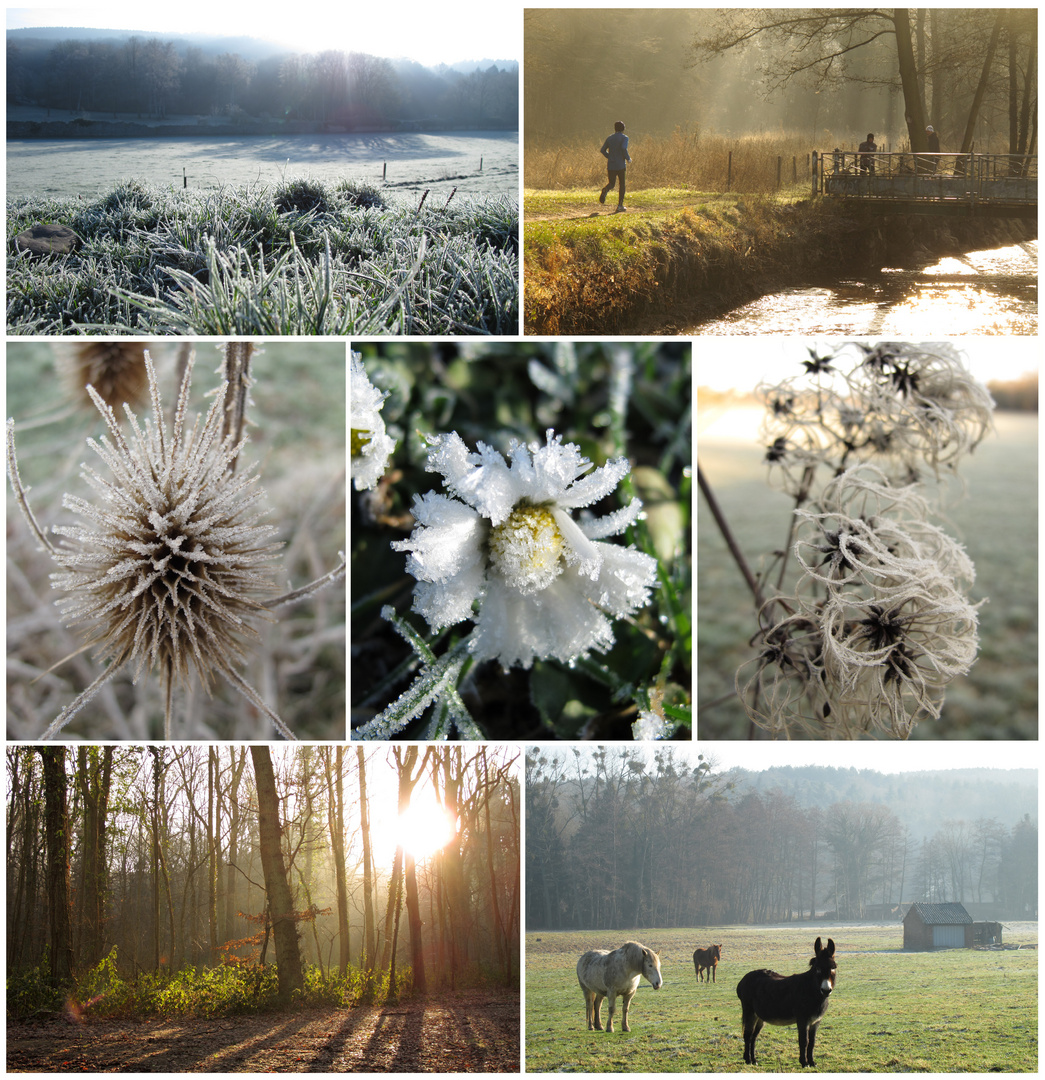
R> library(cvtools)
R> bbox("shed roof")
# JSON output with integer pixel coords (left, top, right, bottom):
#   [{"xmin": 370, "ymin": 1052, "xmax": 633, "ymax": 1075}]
[{"xmin": 905, "ymin": 902, "xmax": 973, "ymax": 926}]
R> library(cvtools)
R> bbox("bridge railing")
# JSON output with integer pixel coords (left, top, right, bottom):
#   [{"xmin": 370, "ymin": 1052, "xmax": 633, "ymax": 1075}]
[{"xmin": 813, "ymin": 151, "xmax": 1037, "ymax": 205}]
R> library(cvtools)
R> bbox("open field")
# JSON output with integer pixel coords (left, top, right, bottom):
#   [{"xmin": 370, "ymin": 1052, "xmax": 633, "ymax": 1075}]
[
  {"xmin": 8, "ymin": 131, "xmax": 519, "ymax": 199},
  {"xmin": 524, "ymin": 130, "xmax": 820, "ymax": 195},
  {"xmin": 525, "ymin": 924, "xmax": 1038, "ymax": 1072},
  {"xmin": 697, "ymin": 408, "xmax": 1038, "ymax": 740}
]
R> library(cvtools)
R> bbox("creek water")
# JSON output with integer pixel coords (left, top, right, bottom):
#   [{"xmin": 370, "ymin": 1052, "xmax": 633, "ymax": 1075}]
[{"xmin": 689, "ymin": 239, "xmax": 1037, "ymax": 335}]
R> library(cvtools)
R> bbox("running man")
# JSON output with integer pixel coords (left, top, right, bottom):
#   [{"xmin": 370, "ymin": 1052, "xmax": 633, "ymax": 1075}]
[{"xmin": 599, "ymin": 120, "xmax": 631, "ymax": 212}]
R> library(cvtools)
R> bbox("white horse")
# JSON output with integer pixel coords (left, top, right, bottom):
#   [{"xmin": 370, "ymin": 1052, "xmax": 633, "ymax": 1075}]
[{"xmin": 576, "ymin": 941, "xmax": 663, "ymax": 1032}]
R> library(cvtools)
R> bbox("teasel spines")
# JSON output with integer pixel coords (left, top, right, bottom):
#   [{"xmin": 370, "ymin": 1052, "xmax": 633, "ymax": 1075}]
[{"xmin": 48, "ymin": 351, "xmax": 286, "ymax": 735}]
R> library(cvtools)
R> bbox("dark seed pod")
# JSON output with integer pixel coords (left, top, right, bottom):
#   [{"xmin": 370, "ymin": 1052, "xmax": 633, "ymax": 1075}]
[{"xmin": 59, "ymin": 342, "xmax": 151, "ymax": 412}]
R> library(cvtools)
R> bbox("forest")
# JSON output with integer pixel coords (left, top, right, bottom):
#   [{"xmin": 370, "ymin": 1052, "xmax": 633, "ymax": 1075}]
[
  {"xmin": 525, "ymin": 8, "xmax": 1036, "ymax": 154},
  {"xmin": 7, "ymin": 32, "xmax": 519, "ymax": 130},
  {"xmin": 7, "ymin": 745, "xmax": 520, "ymax": 1046},
  {"xmin": 526, "ymin": 748, "xmax": 1037, "ymax": 930}
]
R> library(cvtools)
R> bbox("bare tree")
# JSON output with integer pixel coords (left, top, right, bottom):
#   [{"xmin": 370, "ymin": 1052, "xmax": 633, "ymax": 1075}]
[
  {"xmin": 250, "ymin": 746, "xmax": 304, "ymax": 1002},
  {"xmin": 38, "ymin": 747, "xmax": 74, "ymax": 983}
]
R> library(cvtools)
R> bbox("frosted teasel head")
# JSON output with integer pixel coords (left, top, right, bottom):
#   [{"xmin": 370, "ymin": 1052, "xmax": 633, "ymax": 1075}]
[
  {"xmin": 391, "ymin": 429, "xmax": 658, "ymax": 669},
  {"xmin": 350, "ymin": 352, "xmax": 396, "ymax": 490},
  {"xmin": 6, "ymin": 352, "xmax": 304, "ymax": 740},
  {"xmin": 57, "ymin": 341, "xmax": 150, "ymax": 413}
]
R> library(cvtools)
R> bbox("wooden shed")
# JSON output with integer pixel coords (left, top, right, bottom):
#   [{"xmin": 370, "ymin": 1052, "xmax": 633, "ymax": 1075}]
[{"xmin": 903, "ymin": 902, "xmax": 975, "ymax": 950}]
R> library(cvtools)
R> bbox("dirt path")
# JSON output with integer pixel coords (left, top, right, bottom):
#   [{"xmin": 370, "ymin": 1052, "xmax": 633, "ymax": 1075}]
[
  {"xmin": 7, "ymin": 991, "xmax": 519, "ymax": 1073},
  {"xmin": 524, "ymin": 193, "xmax": 708, "ymax": 223}
]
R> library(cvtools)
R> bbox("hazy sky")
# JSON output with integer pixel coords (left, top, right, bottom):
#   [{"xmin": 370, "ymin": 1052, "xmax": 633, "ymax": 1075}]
[
  {"xmin": 559, "ymin": 742, "xmax": 1030, "ymax": 777},
  {"xmin": 697, "ymin": 337, "xmax": 1039, "ymax": 393},
  {"xmin": 6, "ymin": 4, "xmax": 517, "ymax": 66}
]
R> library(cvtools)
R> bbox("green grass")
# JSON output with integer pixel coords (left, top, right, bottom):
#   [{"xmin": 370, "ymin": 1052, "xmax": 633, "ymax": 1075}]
[
  {"xmin": 697, "ymin": 409, "xmax": 1038, "ymax": 740},
  {"xmin": 7, "ymin": 178, "xmax": 518, "ymax": 335},
  {"xmin": 526, "ymin": 926, "xmax": 1038, "ymax": 1072},
  {"xmin": 7, "ymin": 948, "xmax": 411, "ymax": 1020}
]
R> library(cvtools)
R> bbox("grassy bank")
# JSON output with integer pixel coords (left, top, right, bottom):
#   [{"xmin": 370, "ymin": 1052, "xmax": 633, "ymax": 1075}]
[
  {"xmin": 8, "ymin": 177, "xmax": 518, "ymax": 335},
  {"xmin": 524, "ymin": 187, "xmax": 1035, "ymax": 336},
  {"xmin": 526, "ymin": 924, "xmax": 1038, "ymax": 1072}
]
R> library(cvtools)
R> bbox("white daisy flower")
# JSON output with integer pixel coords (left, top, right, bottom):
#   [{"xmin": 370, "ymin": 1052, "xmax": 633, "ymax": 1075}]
[
  {"xmin": 350, "ymin": 353, "xmax": 396, "ymax": 490},
  {"xmin": 392, "ymin": 429, "xmax": 658, "ymax": 669}
]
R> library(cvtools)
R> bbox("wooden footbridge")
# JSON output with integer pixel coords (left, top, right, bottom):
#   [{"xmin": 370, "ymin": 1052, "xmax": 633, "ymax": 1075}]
[{"xmin": 813, "ymin": 151, "xmax": 1037, "ymax": 218}]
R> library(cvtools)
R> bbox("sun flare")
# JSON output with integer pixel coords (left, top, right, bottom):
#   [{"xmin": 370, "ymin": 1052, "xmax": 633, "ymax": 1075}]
[{"xmin": 390, "ymin": 797, "xmax": 458, "ymax": 861}]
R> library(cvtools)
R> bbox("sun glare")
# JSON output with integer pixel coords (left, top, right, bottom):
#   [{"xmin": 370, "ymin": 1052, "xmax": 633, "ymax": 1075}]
[{"xmin": 392, "ymin": 797, "xmax": 458, "ymax": 861}]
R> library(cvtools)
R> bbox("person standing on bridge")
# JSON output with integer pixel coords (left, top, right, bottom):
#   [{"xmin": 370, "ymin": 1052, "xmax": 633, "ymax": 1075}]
[
  {"xmin": 925, "ymin": 125, "xmax": 940, "ymax": 173},
  {"xmin": 599, "ymin": 120, "xmax": 631, "ymax": 213},
  {"xmin": 858, "ymin": 133, "xmax": 877, "ymax": 175}
]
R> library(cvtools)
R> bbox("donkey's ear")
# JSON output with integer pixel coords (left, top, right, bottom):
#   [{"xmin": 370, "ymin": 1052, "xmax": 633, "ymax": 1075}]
[
  {"xmin": 825, "ymin": 938, "xmax": 836, "ymax": 957},
  {"xmin": 813, "ymin": 936, "xmax": 823, "ymax": 953}
]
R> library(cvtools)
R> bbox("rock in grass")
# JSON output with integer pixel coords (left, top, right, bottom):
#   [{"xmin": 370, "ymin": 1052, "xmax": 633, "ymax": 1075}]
[{"xmin": 15, "ymin": 224, "xmax": 79, "ymax": 256}]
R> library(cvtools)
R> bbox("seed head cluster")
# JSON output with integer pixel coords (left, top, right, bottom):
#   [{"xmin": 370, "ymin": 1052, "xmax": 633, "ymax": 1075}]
[
  {"xmin": 60, "ymin": 341, "xmax": 150, "ymax": 412},
  {"xmin": 51, "ymin": 355, "xmax": 282, "ymax": 694}
]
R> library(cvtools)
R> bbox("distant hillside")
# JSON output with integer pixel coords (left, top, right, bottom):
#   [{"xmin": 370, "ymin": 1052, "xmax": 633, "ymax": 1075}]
[
  {"xmin": 727, "ymin": 764, "xmax": 1037, "ymax": 840},
  {"xmin": 8, "ymin": 27, "xmax": 519, "ymax": 133},
  {"xmin": 988, "ymin": 372, "xmax": 1038, "ymax": 412},
  {"xmin": 6, "ymin": 26, "xmax": 518, "ymax": 69}
]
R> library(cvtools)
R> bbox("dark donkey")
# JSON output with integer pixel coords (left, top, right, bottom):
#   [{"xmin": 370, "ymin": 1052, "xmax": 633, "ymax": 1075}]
[
  {"xmin": 736, "ymin": 937, "xmax": 837, "ymax": 1068},
  {"xmin": 693, "ymin": 944, "xmax": 722, "ymax": 983}
]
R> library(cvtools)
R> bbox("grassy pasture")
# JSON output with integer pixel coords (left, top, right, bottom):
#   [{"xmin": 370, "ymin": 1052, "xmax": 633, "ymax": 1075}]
[
  {"xmin": 525, "ymin": 925, "xmax": 1038, "ymax": 1072},
  {"xmin": 697, "ymin": 408, "xmax": 1038, "ymax": 740}
]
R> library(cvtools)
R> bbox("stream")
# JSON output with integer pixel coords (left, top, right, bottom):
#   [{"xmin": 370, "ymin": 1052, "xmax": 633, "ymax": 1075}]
[{"xmin": 689, "ymin": 240, "xmax": 1037, "ymax": 335}]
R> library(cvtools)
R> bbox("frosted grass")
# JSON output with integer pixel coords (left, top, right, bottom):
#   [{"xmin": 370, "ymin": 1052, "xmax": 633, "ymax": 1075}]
[{"xmin": 7, "ymin": 177, "xmax": 519, "ymax": 335}]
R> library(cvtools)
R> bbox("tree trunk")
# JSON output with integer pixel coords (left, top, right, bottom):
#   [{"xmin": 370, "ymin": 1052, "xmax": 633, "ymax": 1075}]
[
  {"xmin": 323, "ymin": 747, "xmax": 351, "ymax": 975},
  {"xmin": 957, "ymin": 11, "xmax": 1004, "ymax": 157},
  {"xmin": 893, "ymin": 9, "xmax": 929, "ymax": 153},
  {"xmin": 394, "ymin": 746, "xmax": 427, "ymax": 994},
  {"xmin": 225, "ymin": 749, "xmax": 247, "ymax": 953},
  {"xmin": 208, "ymin": 747, "xmax": 219, "ymax": 964},
  {"xmin": 38, "ymin": 747, "xmax": 75, "ymax": 984},
  {"xmin": 356, "ymin": 748, "xmax": 377, "ymax": 975},
  {"xmin": 250, "ymin": 746, "xmax": 304, "ymax": 1003},
  {"xmin": 77, "ymin": 746, "xmax": 114, "ymax": 969}
]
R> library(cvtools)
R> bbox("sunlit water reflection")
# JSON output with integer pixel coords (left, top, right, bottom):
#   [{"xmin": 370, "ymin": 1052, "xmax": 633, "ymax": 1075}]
[{"xmin": 690, "ymin": 240, "xmax": 1037, "ymax": 335}]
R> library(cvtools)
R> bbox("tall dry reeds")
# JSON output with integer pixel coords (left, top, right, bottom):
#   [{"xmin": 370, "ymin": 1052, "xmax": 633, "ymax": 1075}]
[{"xmin": 526, "ymin": 128, "xmax": 853, "ymax": 194}]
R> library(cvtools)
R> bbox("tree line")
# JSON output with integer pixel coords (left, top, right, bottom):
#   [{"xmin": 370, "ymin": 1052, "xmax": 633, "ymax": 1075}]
[
  {"xmin": 525, "ymin": 8, "xmax": 1037, "ymax": 157},
  {"xmin": 7, "ymin": 745, "xmax": 519, "ymax": 1006},
  {"xmin": 525, "ymin": 748, "xmax": 1037, "ymax": 931},
  {"xmin": 7, "ymin": 35, "xmax": 519, "ymax": 129}
]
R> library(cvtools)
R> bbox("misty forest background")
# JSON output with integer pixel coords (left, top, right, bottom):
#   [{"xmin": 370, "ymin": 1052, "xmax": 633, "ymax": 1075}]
[
  {"xmin": 525, "ymin": 8, "xmax": 1036, "ymax": 186},
  {"xmin": 7, "ymin": 29, "xmax": 519, "ymax": 130},
  {"xmin": 525, "ymin": 749, "xmax": 1037, "ymax": 931},
  {"xmin": 7, "ymin": 746, "xmax": 519, "ymax": 1018}
]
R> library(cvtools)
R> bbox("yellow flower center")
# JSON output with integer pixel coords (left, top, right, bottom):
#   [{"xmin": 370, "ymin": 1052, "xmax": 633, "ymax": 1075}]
[
  {"xmin": 488, "ymin": 504, "xmax": 566, "ymax": 594},
  {"xmin": 351, "ymin": 428, "xmax": 372, "ymax": 457}
]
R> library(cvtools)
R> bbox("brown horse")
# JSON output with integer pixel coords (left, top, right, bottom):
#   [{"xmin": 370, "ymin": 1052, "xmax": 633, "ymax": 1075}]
[
  {"xmin": 576, "ymin": 941, "xmax": 663, "ymax": 1032},
  {"xmin": 693, "ymin": 944, "xmax": 722, "ymax": 983}
]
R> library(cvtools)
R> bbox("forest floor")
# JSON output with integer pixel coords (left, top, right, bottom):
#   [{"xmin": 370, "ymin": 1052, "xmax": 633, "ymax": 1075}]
[{"xmin": 6, "ymin": 990, "xmax": 520, "ymax": 1073}]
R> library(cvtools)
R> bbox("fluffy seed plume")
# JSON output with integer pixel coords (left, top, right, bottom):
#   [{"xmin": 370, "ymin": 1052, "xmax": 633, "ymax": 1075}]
[{"xmin": 8, "ymin": 352, "xmax": 298, "ymax": 740}]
